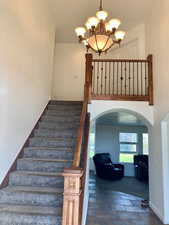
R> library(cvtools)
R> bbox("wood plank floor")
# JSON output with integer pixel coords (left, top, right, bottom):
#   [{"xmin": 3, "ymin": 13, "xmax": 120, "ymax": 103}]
[{"xmin": 86, "ymin": 174, "xmax": 163, "ymax": 225}]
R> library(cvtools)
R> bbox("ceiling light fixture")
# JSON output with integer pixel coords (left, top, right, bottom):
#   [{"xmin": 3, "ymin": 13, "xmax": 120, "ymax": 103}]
[{"xmin": 75, "ymin": 0, "xmax": 126, "ymax": 55}]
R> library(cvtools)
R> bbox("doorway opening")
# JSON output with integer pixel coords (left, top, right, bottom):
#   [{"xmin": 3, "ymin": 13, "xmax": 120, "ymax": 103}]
[{"xmin": 86, "ymin": 109, "xmax": 163, "ymax": 225}]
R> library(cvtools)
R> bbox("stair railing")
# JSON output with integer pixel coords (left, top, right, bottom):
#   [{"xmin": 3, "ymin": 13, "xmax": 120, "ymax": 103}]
[
  {"xmin": 62, "ymin": 54, "xmax": 92, "ymax": 225},
  {"xmin": 62, "ymin": 53, "xmax": 153, "ymax": 225},
  {"xmin": 91, "ymin": 55, "xmax": 153, "ymax": 105}
]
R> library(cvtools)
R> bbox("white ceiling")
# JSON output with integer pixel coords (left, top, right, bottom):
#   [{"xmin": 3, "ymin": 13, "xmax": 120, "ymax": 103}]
[
  {"xmin": 96, "ymin": 111, "xmax": 147, "ymax": 127},
  {"xmin": 46, "ymin": 0, "xmax": 153, "ymax": 43}
]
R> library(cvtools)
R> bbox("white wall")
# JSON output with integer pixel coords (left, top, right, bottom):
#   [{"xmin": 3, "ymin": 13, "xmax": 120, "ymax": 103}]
[
  {"xmin": 145, "ymin": 0, "xmax": 169, "ymax": 223},
  {"xmin": 89, "ymin": 100, "xmax": 154, "ymax": 126},
  {"xmin": 52, "ymin": 44, "xmax": 86, "ymax": 101},
  {"xmin": 52, "ymin": 24, "xmax": 146, "ymax": 101},
  {"xmin": 93, "ymin": 124, "xmax": 148, "ymax": 176},
  {"xmin": 0, "ymin": 2, "xmax": 55, "ymax": 184}
]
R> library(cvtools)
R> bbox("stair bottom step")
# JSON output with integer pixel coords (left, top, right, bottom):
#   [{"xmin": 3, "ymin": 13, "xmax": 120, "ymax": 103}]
[{"xmin": 0, "ymin": 205, "xmax": 62, "ymax": 225}]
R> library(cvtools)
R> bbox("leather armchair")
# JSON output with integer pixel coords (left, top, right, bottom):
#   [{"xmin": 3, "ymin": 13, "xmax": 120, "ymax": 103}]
[
  {"xmin": 134, "ymin": 155, "xmax": 148, "ymax": 182},
  {"xmin": 93, "ymin": 153, "xmax": 124, "ymax": 181}
]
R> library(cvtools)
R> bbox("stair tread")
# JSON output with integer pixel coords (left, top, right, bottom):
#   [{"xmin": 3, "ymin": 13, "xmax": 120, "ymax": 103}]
[
  {"xmin": 24, "ymin": 146, "xmax": 73, "ymax": 151},
  {"xmin": 11, "ymin": 170, "xmax": 62, "ymax": 177},
  {"xmin": 30, "ymin": 136, "xmax": 74, "ymax": 141},
  {"xmin": 19, "ymin": 158, "xmax": 73, "ymax": 163},
  {"xmin": 3, "ymin": 186, "xmax": 63, "ymax": 195},
  {"xmin": 0, "ymin": 204, "xmax": 62, "ymax": 216}
]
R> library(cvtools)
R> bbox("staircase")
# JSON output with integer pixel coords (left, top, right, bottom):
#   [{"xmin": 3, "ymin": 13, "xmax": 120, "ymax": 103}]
[{"xmin": 0, "ymin": 101, "xmax": 82, "ymax": 225}]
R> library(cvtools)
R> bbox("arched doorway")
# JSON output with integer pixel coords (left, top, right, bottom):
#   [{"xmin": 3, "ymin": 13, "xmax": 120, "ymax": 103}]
[
  {"xmin": 89, "ymin": 109, "xmax": 152, "ymax": 196},
  {"xmin": 86, "ymin": 108, "xmax": 159, "ymax": 225}
]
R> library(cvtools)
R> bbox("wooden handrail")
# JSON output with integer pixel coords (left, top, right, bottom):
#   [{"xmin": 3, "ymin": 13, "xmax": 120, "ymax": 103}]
[
  {"xmin": 72, "ymin": 100, "xmax": 87, "ymax": 168},
  {"xmin": 72, "ymin": 54, "xmax": 93, "ymax": 168},
  {"xmin": 93, "ymin": 58, "xmax": 148, "ymax": 63},
  {"xmin": 62, "ymin": 54, "xmax": 92, "ymax": 225}
]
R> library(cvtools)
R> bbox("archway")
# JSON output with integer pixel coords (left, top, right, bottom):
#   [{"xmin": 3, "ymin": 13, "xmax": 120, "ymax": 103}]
[{"xmin": 88, "ymin": 107, "xmax": 152, "ymax": 199}]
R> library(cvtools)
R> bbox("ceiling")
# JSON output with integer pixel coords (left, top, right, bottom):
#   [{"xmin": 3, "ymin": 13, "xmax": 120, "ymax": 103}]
[
  {"xmin": 47, "ymin": 0, "xmax": 153, "ymax": 43},
  {"xmin": 96, "ymin": 111, "xmax": 147, "ymax": 127}
]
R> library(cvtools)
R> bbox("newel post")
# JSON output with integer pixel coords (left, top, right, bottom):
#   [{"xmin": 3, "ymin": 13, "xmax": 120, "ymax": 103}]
[
  {"xmin": 62, "ymin": 168, "xmax": 83, "ymax": 225},
  {"xmin": 85, "ymin": 53, "xmax": 93, "ymax": 103},
  {"xmin": 147, "ymin": 54, "xmax": 154, "ymax": 105}
]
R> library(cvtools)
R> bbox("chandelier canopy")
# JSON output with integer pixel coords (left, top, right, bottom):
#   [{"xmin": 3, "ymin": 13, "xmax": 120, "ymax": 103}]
[{"xmin": 75, "ymin": 0, "xmax": 126, "ymax": 55}]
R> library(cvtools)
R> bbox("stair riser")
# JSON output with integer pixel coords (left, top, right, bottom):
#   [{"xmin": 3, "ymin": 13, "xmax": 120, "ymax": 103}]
[
  {"xmin": 45, "ymin": 111, "xmax": 81, "ymax": 117},
  {"xmin": 0, "ymin": 191, "xmax": 63, "ymax": 207},
  {"xmin": 34, "ymin": 129, "xmax": 77, "ymax": 138},
  {"xmin": 9, "ymin": 174, "xmax": 64, "ymax": 188},
  {"xmin": 41, "ymin": 116, "xmax": 80, "ymax": 123},
  {"xmin": 29, "ymin": 138, "xmax": 75, "ymax": 147},
  {"xmin": 0, "ymin": 213, "xmax": 61, "ymax": 225},
  {"xmin": 24, "ymin": 149, "xmax": 73, "ymax": 160},
  {"xmin": 38, "ymin": 122, "xmax": 79, "ymax": 130},
  {"xmin": 50, "ymin": 101, "xmax": 82, "ymax": 105},
  {"xmin": 48, "ymin": 105, "xmax": 82, "ymax": 110},
  {"xmin": 17, "ymin": 160, "xmax": 72, "ymax": 173}
]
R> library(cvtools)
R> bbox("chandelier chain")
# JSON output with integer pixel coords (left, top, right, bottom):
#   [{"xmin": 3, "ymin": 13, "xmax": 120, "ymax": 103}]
[{"xmin": 99, "ymin": 0, "xmax": 103, "ymax": 10}]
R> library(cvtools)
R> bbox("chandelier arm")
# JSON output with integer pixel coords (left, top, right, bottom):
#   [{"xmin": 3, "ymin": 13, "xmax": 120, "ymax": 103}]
[
  {"xmin": 102, "ymin": 34, "xmax": 111, "ymax": 52},
  {"xmin": 94, "ymin": 33, "xmax": 100, "ymax": 52},
  {"xmin": 104, "ymin": 42, "xmax": 116, "ymax": 53}
]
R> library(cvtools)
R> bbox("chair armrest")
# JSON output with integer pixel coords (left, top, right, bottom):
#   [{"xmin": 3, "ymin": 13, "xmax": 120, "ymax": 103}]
[{"xmin": 113, "ymin": 164, "xmax": 124, "ymax": 170}]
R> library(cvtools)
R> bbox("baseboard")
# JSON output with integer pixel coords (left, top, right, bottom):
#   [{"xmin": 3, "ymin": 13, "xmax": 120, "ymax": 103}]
[
  {"xmin": 0, "ymin": 101, "xmax": 50, "ymax": 188},
  {"xmin": 149, "ymin": 201, "xmax": 166, "ymax": 224}
]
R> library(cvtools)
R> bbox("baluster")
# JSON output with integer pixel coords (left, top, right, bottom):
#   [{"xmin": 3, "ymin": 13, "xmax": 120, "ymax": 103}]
[
  {"xmin": 125, "ymin": 62, "xmax": 127, "ymax": 96},
  {"xmin": 97, "ymin": 62, "xmax": 99, "ymax": 96},
  {"xmin": 101, "ymin": 61, "xmax": 103, "ymax": 95},
  {"xmin": 113, "ymin": 62, "xmax": 115, "ymax": 95},
  {"xmin": 109, "ymin": 62, "xmax": 111, "ymax": 95},
  {"xmin": 117, "ymin": 62, "xmax": 119, "ymax": 95},
  {"xmin": 105, "ymin": 62, "xmax": 107, "ymax": 95},
  {"xmin": 92, "ymin": 62, "xmax": 95, "ymax": 95},
  {"xmin": 129, "ymin": 62, "xmax": 131, "ymax": 96},
  {"xmin": 145, "ymin": 62, "xmax": 147, "ymax": 96},
  {"xmin": 141, "ymin": 62, "xmax": 143, "ymax": 96},
  {"xmin": 133, "ymin": 62, "xmax": 135, "ymax": 96},
  {"xmin": 121, "ymin": 62, "xmax": 123, "ymax": 95},
  {"xmin": 137, "ymin": 62, "xmax": 139, "ymax": 95}
]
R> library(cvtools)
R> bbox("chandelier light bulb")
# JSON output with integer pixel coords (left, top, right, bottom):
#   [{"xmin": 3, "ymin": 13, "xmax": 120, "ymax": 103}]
[
  {"xmin": 105, "ymin": 23, "xmax": 112, "ymax": 32},
  {"xmin": 85, "ymin": 22, "xmax": 92, "ymax": 30},
  {"xmin": 115, "ymin": 30, "xmax": 126, "ymax": 40},
  {"xmin": 87, "ymin": 17, "xmax": 99, "ymax": 28},
  {"xmin": 82, "ymin": 40, "xmax": 88, "ymax": 46},
  {"xmin": 75, "ymin": 27, "xmax": 86, "ymax": 37},
  {"xmin": 109, "ymin": 18, "xmax": 121, "ymax": 29},
  {"xmin": 96, "ymin": 10, "xmax": 108, "ymax": 20}
]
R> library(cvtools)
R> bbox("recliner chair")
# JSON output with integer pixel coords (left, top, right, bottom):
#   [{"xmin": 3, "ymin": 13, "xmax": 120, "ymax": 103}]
[
  {"xmin": 93, "ymin": 153, "xmax": 124, "ymax": 181},
  {"xmin": 134, "ymin": 155, "xmax": 149, "ymax": 182}
]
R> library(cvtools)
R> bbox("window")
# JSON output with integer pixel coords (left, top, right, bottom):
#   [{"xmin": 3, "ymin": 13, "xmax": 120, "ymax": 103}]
[
  {"xmin": 143, "ymin": 133, "xmax": 149, "ymax": 155},
  {"xmin": 119, "ymin": 133, "xmax": 137, "ymax": 163}
]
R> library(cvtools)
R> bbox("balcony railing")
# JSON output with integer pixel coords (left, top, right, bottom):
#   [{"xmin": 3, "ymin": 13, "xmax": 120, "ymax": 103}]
[{"xmin": 91, "ymin": 55, "xmax": 153, "ymax": 105}]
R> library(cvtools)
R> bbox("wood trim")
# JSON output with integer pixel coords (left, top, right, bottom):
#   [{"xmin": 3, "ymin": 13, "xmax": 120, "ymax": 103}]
[
  {"xmin": 147, "ymin": 54, "xmax": 154, "ymax": 105},
  {"xmin": 0, "ymin": 101, "xmax": 50, "ymax": 188},
  {"xmin": 92, "ymin": 94, "xmax": 149, "ymax": 102},
  {"xmin": 72, "ymin": 54, "xmax": 92, "ymax": 168},
  {"xmin": 62, "ymin": 168, "xmax": 83, "ymax": 225},
  {"xmin": 93, "ymin": 58, "xmax": 148, "ymax": 63}
]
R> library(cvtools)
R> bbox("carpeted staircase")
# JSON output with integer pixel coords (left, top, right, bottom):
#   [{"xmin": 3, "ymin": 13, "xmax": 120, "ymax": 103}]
[{"xmin": 0, "ymin": 101, "xmax": 82, "ymax": 225}]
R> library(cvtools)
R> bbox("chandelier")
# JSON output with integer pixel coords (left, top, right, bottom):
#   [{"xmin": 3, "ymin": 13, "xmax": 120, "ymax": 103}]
[{"xmin": 75, "ymin": 0, "xmax": 126, "ymax": 55}]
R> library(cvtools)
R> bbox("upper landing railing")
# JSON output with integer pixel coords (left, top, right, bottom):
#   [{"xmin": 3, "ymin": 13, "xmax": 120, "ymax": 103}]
[{"xmin": 90, "ymin": 54, "xmax": 153, "ymax": 105}]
